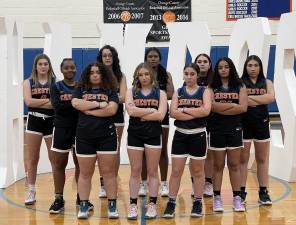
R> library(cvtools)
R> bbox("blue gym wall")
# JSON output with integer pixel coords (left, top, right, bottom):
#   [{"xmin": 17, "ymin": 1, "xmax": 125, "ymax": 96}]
[{"xmin": 23, "ymin": 46, "xmax": 279, "ymax": 113}]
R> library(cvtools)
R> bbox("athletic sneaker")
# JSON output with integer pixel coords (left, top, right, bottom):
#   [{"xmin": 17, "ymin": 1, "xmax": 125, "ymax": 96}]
[
  {"xmin": 77, "ymin": 201, "xmax": 89, "ymax": 219},
  {"xmin": 163, "ymin": 202, "xmax": 176, "ymax": 218},
  {"xmin": 25, "ymin": 190, "xmax": 36, "ymax": 205},
  {"xmin": 108, "ymin": 201, "xmax": 119, "ymax": 219},
  {"xmin": 76, "ymin": 198, "xmax": 94, "ymax": 211},
  {"xmin": 258, "ymin": 190, "xmax": 272, "ymax": 205},
  {"xmin": 233, "ymin": 196, "xmax": 245, "ymax": 212},
  {"xmin": 191, "ymin": 200, "xmax": 203, "ymax": 217},
  {"xmin": 213, "ymin": 195, "xmax": 224, "ymax": 212},
  {"xmin": 138, "ymin": 181, "xmax": 147, "ymax": 197},
  {"xmin": 241, "ymin": 191, "xmax": 247, "ymax": 204},
  {"xmin": 191, "ymin": 191, "xmax": 195, "ymax": 198},
  {"xmin": 99, "ymin": 186, "xmax": 107, "ymax": 198},
  {"xmin": 203, "ymin": 182, "xmax": 213, "ymax": 197},
  {"xmin": 127, "ymin": 203, "xmax": 138, "ymax": 220},
  {"xmin": 49, "ymin": 198, "xmax": 64, "ymax": 214},
  {"xmin": 160, "ymin": 181, "xmax": 169, "ymax": 197},
  {"xmin": 145, "ymin": 202, "xmax": 157, "ymax": 219}
]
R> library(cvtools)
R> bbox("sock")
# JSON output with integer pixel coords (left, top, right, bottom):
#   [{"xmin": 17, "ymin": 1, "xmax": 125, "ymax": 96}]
[
  {"xmin": 233, "ymin": 191, "xmax": 241, "ymax": 197},
  {"xmin": 142, "ymin": 180, "xmax": 147, "ymax": 185},
  {"xmin": 80, "ymin": 200, "xmax": 88, "ymax": 206},
  {"xmin": 77, "ymin": 193, "xmax": 80, "ymax": 201},
  {"xmin": 205, "ymin": 177, "xmax": 212, "ymax": 184},
  {"xmin": 100, "ymin": 176, "xmax": 104, "ymax": 187},
  {"xmin": 191, "ymin": 177, "xmax": 194, "ymax": 183},
  {"xmin": 161, "ymin": 181, "xmax": 167, "ymax": 185},
  {"xmin": 241, "ymin": 186, "xmax": 246, "ymax": 192},
  {"xmin": 214, "ymin": 191, "xmax": 221, "ymax": 196},
  {"xmin": 55, "ymin": 193, "xmax": 63, "ymax": 199},
  {"xmin": 130, "ymin": 198, "xmax": 137, "ymax": 205},
  {"xmin": 259, "ymin": 186, "xmax": 267, "ymax": 192},
  {"xmin": 28, "ymin": 184, "xmax": 36, "ymax": 192},
  {"xmin": 149, "ymin": 196, "xmax": 157, "ymax": 204}
]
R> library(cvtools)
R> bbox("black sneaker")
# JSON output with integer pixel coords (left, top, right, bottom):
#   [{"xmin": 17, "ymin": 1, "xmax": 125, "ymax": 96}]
[
  {"xmin": 191, "ymin": 200, "xmax": 203, "ymax": 217},
  {"xmin": 241, "ymin": 191, "xmax": 247, "ymax": 204},
  {"xmin": 49, "ymin": 198, "xmax": 65, "ymax": 214},
  {"xmin": 163, "ymin": 202, "xmax": 176, "ymax": 218},
  {"xmin": 258, "ymin": 190, "xmax": 272, "ymax": 205}
]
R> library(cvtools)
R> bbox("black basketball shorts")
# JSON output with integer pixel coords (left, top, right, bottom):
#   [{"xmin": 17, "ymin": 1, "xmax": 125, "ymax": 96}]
[
  {"xmin": 51, "ymin": 127, "xmax": 76, "ymax": 153},
  {"xmin": 243, "ymin": 118, "xmax": 270, "ymax": 142},
  {"xmin": 26, "ymin": 112, "xmax": 53, "ymax": 137},
  {"xmin": 127, "ymin": 132, "xmax": 162, "ymax": 151}
]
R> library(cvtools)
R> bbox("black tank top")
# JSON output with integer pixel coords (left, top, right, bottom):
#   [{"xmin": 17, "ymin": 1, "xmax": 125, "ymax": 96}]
[
  {"xmin": 28, "ymin": 79, "xmax": 54, "ymax": 116},
  {"xmin": 128, "ymin": 88, "xmax": 162, "ymax": 136},
  {"xmin": 208, "ymin": 85, "xmax": 242, "ymax": 132},
  {"xmin": 242, "ymin": 77, "xmax": 269, "ymax": 122},
  {"xmin": 174, "ymin": 86, "xmax": 206, "ymax": 129}
]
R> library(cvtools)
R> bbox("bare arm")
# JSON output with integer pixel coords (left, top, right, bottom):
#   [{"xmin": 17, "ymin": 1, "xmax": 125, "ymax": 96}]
[
  {"xmin": 118, "ymin": 74, "xmax": 127, "ymax": 103},
  {"xmin": 85, "ymin": 101, "xmax": 118, "ymax": 117},
  {"xmin": 141, "ymin": 90, "xmax": 168, "ymax": 121},
  {"xmin": 209, "ymin": 88, "xmax": 235, "ymax": 113},
  {"xmin": 248, "ymin": 80, "xmax": 275, "ymax": 105},
  {"xmin": 183, "ymin": 88, "xmax": 212, "ymax": 118},
  {"xmin": 71, "ymin": 98, "xmax": 100, "ymax": 111},
  {"xmin": 219, "ymin": 86, "xmax": 248, "ymax": 115},
  {"xmin": 23, "ymin": 79, "xmax": 50, "ymax": 108},
  {"xmin": 166, "ymin": 72, "xmax": 174, "ymax": 100},
  {"xmin": 125, "ymin": 88, "xmax": 156, "ymax": 117},
  {"xmin": 170, "ymin": 91, "xmax": 195, "ymax": 121}
]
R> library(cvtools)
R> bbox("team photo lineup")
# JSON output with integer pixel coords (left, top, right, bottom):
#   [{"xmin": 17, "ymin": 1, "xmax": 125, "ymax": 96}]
[{"xmin": 23, "ymin": 45, "xmax": 275, "ymax": 220}]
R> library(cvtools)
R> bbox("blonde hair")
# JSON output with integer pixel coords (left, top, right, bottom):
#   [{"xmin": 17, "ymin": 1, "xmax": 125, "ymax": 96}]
[
  {"xmin": 30, "ymin": 54, "xmax": 56, "ymax": 85},
  {"xmin": 132, "ymin": 62, "xmax": 158, "ymax": 91}
]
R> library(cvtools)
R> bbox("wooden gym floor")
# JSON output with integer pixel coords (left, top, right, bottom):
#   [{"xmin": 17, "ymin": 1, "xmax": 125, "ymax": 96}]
[{"xmin": 0, "ymin": 165, "xmax": 295, "ymax": 225}]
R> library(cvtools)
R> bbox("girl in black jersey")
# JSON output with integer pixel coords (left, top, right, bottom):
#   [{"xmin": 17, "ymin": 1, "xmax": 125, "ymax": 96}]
[
  {"xmin": 208, "ymin": 57, "xmax": 247, "ymax": 212},
  {"xmin": 140, "ymin": 47, "xmax": 174, "ymax": 198},
  {"xmin": 97, "ymin": 45, "xmax": 127, "ymax": 197},
  {"xmin": 163, "ymin": 63, "xmax": 211, "ymax": 218},
  {"xmin": 71, "ymin": 63, "xmax": 119, "ymax": 219},
  {"xmin": 190, "ymin": 53, "xmax": 214, "ymax": 198},
  {"xmin": 240, "ymin": 55, "xmax": 275, "ymax": 205},
  {"xmin": 126, "ymin": 63, "xmax": 167, "ymax": 219},
  {"xmin": 23, "ymin": 54, "xmax": 56, "ymax": 205},
  {"xmin": 49, "ymin": 59, "xmax": 93, "ymax": 213}
]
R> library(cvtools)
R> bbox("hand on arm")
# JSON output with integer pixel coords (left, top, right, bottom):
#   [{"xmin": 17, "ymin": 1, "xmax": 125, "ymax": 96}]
[
  {"xmin": 170, "ymin": 91, "xmax": 195, "ymax": 121},
  {"xmin": 23, "ymin": 80, "xmax": 50, "ymax": 108},
  {"xmin": 248, "ymin": 80, "xmax": 275, "ymax": 105}
]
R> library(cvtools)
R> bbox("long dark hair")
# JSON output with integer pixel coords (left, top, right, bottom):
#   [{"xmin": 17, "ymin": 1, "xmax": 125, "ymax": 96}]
[
  {"xmin": 97, "ymin": 45, "xmax": 123, "ymax": 83},
  {"xmin": 241, "ymin": 55, "xmax": 265, "ymax": 84},
  {"xmin": 183, "ymin": 63, "xmax": 200, "ymax": 85},
  {"xmin": 78, "ymin": 62, "xmax": 118, "ymax": 91},
  {"xmin": 144, "ymin": 47, "xmax": 168, "ymax": 89},
  {"xmin": 194, "ymin": 53, "xmax": 213, "ymax": 85},
  {"xmin": 210, "ymin": 57, "xmax": 243, "ymax": 89}
]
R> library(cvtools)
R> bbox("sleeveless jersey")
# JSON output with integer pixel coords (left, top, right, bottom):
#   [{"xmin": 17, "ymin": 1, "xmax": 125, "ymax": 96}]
[
  {"xmin": 51, "ymin": 80, "xmax": 78, "ymax": 128},
  {"xmin": 112, "ymin": 87, "xmax": 124, "ymax": 123},
  {"xmin": 174, "ymin": 86, "xmax": 206, "ymax": 129},
  {"xmin": 28, "ymin": 79, "xmax": 54, "ymax": 116},
  {"xmin": 73, "ymin": 87, "xmax": 119, "ymax": 138},
  {"xmin": 128, "ymin": 88, "xmax": 162, "ymax": 136},
  {"xmin": 243, "ymin": 77, "xmax": 269, "ymax": 122},
  {"xmin": 208, "ymin": 85, "xmax": 242, "ymax": 132}
]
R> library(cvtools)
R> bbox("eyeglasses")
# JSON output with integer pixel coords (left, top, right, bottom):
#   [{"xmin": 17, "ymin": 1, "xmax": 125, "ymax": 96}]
[{"xmin": 196, "ymin": 60, "xmax": 209, "ymax": 64}]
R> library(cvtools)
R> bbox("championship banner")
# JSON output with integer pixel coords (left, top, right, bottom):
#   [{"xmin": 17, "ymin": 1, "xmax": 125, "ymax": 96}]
[
  {"xmin": 146, "ymin": 0, "xmax": 191, "ymax": 42},
  {"xmin": 103, "ymin": 0, "xmax": 191, "ymax": 42},
  {"xmin": 226, "ymin": 0, "xmax": 292, "ymax": 20}
]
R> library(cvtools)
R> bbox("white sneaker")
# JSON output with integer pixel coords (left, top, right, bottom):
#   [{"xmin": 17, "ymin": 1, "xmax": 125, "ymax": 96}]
[
  {"xmin": 127, "ymin": 203, "xmax": 138, "ymax": 220},
  {"xmin": 99, "ymin": 186, "xmax": 107, "ymax": 198},
  {"xmin": 145, "ymin": 202, "xmax": 157, "ymax": 219},
  {"xmin": 25, "ymin": 190, "xmax": 36, "ymax": 205},
  {"xmin": 108, "ymin": 201, "xmax": 119, "ymax": 219},
  {"xmin": 138, "ymin": 181, "xmax": 147, "ymax": 197},
  {"xmin": 160, "ymin": 181, "xmax": 169, "ymax": 197},
  {"xmin": 203, "ymin": 182, "xmax": 213, "ymax": 197},
  {"xmin": 77, "ymin": 201, "xmax": 89, "ymax": 219}
]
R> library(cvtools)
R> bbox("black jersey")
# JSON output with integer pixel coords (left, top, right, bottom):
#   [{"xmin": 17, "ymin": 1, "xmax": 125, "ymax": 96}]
[
  {"xmin": 157, "ymin": 66, "xmax": 169, "ymax": 91},
  {"xmin": 73, "ymin": 87, "xmax": 119, "ymax": 138},
  {"xmin": 28, "ymin": 79, "xmax": 54, "ymax": 116},
  {"xmin": 50, "ymin": 80, "xmax": 78, "ymax": 128},
  {"xmin": 128, "ymin": 88, "xmax": 162, "ymax": 137},
  {"xmin": 174, "ymin": 86, "xmax": 206, "ymax": 129},
  {"xmin": 242, "ymin": 77, "xmax": 269, "ymax": 122},
  {"xmin": 112, "ymin": 88, "xmax": 124, "ymax": 124},
  {"xmin": 208, "ymin": 86, "xmax": 242, "ymax": 132}
]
